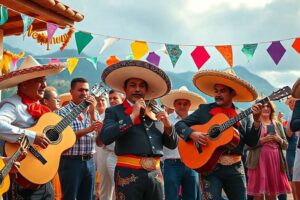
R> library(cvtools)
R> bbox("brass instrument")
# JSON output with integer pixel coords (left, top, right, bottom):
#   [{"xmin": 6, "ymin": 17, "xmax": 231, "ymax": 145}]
[{"xmin": 145, "ymin": 100, "xmax": 165, "ymax": 120}]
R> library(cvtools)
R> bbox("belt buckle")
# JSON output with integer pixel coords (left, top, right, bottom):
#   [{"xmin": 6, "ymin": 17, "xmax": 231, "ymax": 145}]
[{"xmin": 140, "ymin": 157, "xmax": 157, "ymax": 171}]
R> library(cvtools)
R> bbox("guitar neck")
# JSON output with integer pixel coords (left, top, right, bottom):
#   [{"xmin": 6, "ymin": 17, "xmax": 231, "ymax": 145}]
[
  {"xmin": 0, "ymin": 148, "xmax": 22, "ymax": 178},
  {"xmin": 219, "ymin": 97, "xmax": 269, "ymax": 132},
  {"xmin": 55, "ymin": 100, "xmax": 90, "ymax": 132}
]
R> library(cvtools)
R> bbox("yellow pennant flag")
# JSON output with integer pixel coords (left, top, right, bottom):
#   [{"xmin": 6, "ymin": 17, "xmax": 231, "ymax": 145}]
[
  {"xmin": 131, "ymin": 41, "xmax": 149, "ymax": 60},
  {"xmin": 215, "ymin": 45, "xmax": 233, "ymax": 67},
  {"xmin": 67, "ymin": 58, "xmax": 79, "ymax": 75}
]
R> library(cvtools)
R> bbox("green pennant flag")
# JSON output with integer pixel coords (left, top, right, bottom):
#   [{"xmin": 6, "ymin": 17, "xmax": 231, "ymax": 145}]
[
  {"xmin": 75, "ymin": 31, "xmax": 94, "ymax": 54},
  {"xmin": 86, "ymin": 57, "xmax": 98, "ymax": 70},
  {"xmin": 241, "ymin": 43, "xmax": 258, "ymax": 62},
  {"xmin": 0, "ymin": 6, "xmax": 8, "ymax": 25},
  {"xmin": 165, "ymin": 44, "xmax": 182, "ymax": 68}
]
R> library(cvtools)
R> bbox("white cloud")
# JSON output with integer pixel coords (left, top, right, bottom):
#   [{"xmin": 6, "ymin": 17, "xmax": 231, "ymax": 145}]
[
  {"xmin": 257, "ymin": 70, "xmax": 299, "ymax": 88},
  {"xmin": 183, "ymin": 0, "xmax": 273, "ymax": 14}
]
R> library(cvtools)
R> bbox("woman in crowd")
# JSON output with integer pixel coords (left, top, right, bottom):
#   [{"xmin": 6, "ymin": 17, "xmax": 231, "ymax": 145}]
[{"xmin": 246, "ymin": 100, "xmax": 291, "ymax": 200}]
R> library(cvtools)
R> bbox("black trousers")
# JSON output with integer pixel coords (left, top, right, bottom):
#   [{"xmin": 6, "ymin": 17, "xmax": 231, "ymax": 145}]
[
  {"xmin": 114, "ymin": 166, "xmax": 164, "ymax": 200},
  {"xmin": 3, "ymin": 179, "xmax": 54, "ymax": 200}
]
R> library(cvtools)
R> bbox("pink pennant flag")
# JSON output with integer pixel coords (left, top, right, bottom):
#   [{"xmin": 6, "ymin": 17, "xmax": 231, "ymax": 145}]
[
  {"xmin": 47, "ymin": 23, "xmax": 58, "ymax": 42},
  {"xmin": 11, "ymin": 58, "xmax": 19, "ymax": 71},
  {"xmin": 191, "ymin": 46, "xmax": 210, "ymax": 70},
  {"xmin": 50, "ymin": 58, "xmax": 60, "ymax": 64}
]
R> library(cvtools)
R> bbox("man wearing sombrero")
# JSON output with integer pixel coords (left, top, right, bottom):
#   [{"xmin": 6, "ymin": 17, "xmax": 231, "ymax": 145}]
[
  {"xmin": 160, "ymin": 86, "xmax": 206, "ymax": 200},
  {"xmin": 100, "ymin": 60, "xmax": 178, "ymax": 200},
  {"xmin": 0, "ymin": 55, "xmax": 66, "ymax": 199},
  {"xmin": 175, "ymin": 69, "xmax": 262, "ymax": 200},
  {"xmin": 290, "ymin": 79, "xmax": 300, "ymax": 200}
]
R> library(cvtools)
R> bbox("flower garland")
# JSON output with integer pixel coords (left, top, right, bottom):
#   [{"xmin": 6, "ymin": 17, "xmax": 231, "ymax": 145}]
[{"xmin": 27, "ymin": 25, "xmax": 75, "ymax": 50}]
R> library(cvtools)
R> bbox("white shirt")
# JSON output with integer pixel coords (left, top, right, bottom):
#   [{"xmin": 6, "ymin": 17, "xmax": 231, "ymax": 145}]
[
  {"xmin": 0, "ymin": 94, "xmax": 36, "ymax": 145},
  {"xmin": 162, "ymin": 112, "xmax": 182, "ymax": 160}
]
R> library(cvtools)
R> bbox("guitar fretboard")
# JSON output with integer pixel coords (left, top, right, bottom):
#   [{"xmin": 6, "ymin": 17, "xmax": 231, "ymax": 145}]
[
  {"xmin": 0, "ymin": 148, "xmax": 22, "ymax": 180},
  {"xmin": 218, "ymin": 97, "xmax": 269, "ymax": 133},
  {"xmin": 55, "ymin": 101, "xmax": 90, "ymax": 133}
]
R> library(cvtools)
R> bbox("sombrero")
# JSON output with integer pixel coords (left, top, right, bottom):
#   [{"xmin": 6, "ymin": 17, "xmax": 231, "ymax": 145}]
[
  {"xmin": 101, "ymin": 60, "xmax": 171, "ymax": 100},
  {"xmin": 59, "ymin": 93, "xmax": 72, "ymax": 106},
  {"xmin": 193, "ymin": 69, "xmax": 257, "ymax": 102},
  {"xmin": 292, "ymin": 78, "xmax": 300, "ymax": 98},
  {"xmin": 160, "ymin": 86, "xmax": 206, "ymax": 110},
  {"xmin": 0, "ymin": 55, "xmax": 67, "ymax": 90}
]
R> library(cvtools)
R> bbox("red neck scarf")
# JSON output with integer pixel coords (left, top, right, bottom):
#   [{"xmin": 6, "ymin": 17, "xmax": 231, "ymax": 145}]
[
  {"xmin": 18, "ymin": 92, "xmax": 51, "ymax": 119},
  {"xmin": 123, "ymin": 100, "xmax": 141, "ymax": 125},
  {"xmin": 209, "ymin": 106, "xmax": 240, "ymax": 126}
]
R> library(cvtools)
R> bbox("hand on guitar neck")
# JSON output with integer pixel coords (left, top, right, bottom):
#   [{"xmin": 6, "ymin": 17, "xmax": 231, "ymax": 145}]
[{"xmin": 2, "ymin": 148, "xmax": 27, "ymax": 173}]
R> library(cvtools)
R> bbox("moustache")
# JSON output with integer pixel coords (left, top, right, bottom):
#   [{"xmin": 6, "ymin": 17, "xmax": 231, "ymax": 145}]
[
  {"xmin": 133, "ymin": 94, "xmax": 143, "ymax": 98},
  {"xmin": 215, "ymin": 96, "xmax": 224, "ymax": 101}
]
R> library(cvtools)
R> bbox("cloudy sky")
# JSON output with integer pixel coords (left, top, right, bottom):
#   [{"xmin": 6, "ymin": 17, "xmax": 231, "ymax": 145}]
[{"xmin": 4, "ymin": 0, "xmax": 300, "ymax": 87}]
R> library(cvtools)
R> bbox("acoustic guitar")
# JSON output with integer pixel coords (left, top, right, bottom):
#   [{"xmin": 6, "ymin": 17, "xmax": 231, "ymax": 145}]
[
  {"xmin": 0, "ymin": 135, "xmax": 29, "ymax": 196},
  {"xmin": 178, "ymin": 86, "xmax": 292, "ymax": 172},
  {"xmin": 4, "ymin": 83, "xmax": 108, "ymax": 185}
]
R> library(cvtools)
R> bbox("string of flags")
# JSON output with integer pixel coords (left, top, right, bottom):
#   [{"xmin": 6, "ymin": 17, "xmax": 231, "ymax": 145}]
[{"xmin": 1, "ymin": 5, "xmax": 300, "ymax": 75}]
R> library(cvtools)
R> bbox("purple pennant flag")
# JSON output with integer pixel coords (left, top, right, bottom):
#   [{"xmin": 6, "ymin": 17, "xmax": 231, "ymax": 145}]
[
  {"xmin": 47, "ymin": 23, "xmax": 58, "ymax": 42},
  {"xmin": 267, "ymin": 41, "xmax": 286, "ymax": 65},
  {"xmin": 146, "ymin": 52, "xmax": 160, "ymax": 66}
]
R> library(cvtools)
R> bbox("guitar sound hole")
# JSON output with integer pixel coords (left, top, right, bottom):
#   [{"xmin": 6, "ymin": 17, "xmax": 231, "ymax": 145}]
[
  {"xmin": 45, "ymin": 129, "xmax": 60, "ymax": 142},
  {"xmin": 209, "ymin": 126, "xmax": 220, "ymax": 138}
]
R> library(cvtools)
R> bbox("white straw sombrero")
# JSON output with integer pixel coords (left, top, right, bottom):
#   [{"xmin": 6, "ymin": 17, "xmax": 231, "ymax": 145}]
[
  {"xmin": 59, "ymin": 92, "xmax": 72, "ymax": 106},
  {"xmin": 0, "ymin": 55, "xmax": 67, "ymax": 90},
  {"xmin": 160, "ymin": 86, "xmax": 206, "ymax": 110},
  {"xmin": 101, "ymin": 60, "xmax": 171, "ymax": 100},
  {"xmin": 193, "ymin": 69, "xmax": 257, "ymax": 102},
  {"xmin": 292, "ymin": 78, "xmax": 300, "ymax": 98}
]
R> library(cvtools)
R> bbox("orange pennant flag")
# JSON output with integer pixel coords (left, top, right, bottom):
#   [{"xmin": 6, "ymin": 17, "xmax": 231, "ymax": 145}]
[
  {"xmin": 67, "ymin": 58, "xmax": 79, "ymax": 75},
  {"xmin": 131, "ymin": 41, "xmax": 149, "ymax": 60},
  {"xmin": 215, "ymin": 45, "xmax": 233, "ymax": 67},
  {"xmin": 292, "ymin": 38, "xmax": 300, "ymax": 54},
  {"xmin": 106, "ymin": 56, "xmax": 120, "ymax": 66}
]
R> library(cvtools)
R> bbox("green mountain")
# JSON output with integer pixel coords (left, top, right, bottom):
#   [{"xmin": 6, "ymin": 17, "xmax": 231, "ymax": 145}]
[{"xmin": 2, "ymin": 44, "xmax": 290, "ymax": 117}]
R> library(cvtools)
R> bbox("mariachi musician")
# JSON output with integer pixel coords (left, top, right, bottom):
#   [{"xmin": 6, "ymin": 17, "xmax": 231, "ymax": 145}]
[
  {"xmin": 175, "ymin": 69, "xmax": 262, "ymax": 200},
  {"xmin": 100, "ymin": 60, "xmax": 178, "ymax": 200},
  {"xmin": 0, "ymin": 55, "xmax": 66, "ymax": 200}
]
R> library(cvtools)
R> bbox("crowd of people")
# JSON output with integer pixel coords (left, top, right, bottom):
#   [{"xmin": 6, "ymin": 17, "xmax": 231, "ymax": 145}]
[{"xmin": 0, "ymin": 56, "xmax": 299, "ymax": 200}]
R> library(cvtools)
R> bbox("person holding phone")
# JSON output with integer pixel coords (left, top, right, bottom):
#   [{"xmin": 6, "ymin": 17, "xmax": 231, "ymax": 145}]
[{"xmin": 246, "ymin": 101, "xmax": 291, "ymax": 200}]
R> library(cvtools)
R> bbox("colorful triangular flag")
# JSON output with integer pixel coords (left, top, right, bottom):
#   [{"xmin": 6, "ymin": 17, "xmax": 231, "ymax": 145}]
[
  {"xmin": 47, "ymin": 23, "xmax": 58, "ymax": 43},
  {"xmin": 106, "ymin": 56, "xmax": 120, "ymax": 66},
  {"xmin": 241, "ymin": 43, "xmax": 258, "ymax": 62},
  {"xmin": 165, "ymin": 44, "xmax": 182, "ymax": 68},
  {"xmin": 146, "ymin": 52, "xmax": 160, "ymax": 66},
  {"xmin": 67, "ymin": 58, "xmax": 79, "ymax": 75},
  {"xmin": 86, "ymin": 57, "xmax": 98, "ymax": 70},
  {"xmin": 267, "ymin": 41, "xmax": 286, "ymax": 65},
  {"xmin": 0, "ymin": 6, "xmax": 8, "ymax": 25},
  {"xmin": 21, "ymin": 14, "xmax": 34, "ymax": 39},
  {"xmin": 191, "ymin": 46, "xmax": 210, "ymax": 70},
  {"xmin": 50, "ymin": 58, "xmax": 60, "ymax": 64},
  {"xmin": 215, "ymin": 45, "xmax": 233, "ymax": 67},
  {"xmin": 292, "ymin": 38, "xmax": 300, "ymax": 54},
  {"xmin": 99, "ymin": 37, "xmax": 120, "ymax": 55},
  {"xmin": 131, "ymin": 41, "xmax": 149, "ymax": 60},
  {"xmin": 75, "ymin": 31, "xmax": 94, "ymax": 54}
]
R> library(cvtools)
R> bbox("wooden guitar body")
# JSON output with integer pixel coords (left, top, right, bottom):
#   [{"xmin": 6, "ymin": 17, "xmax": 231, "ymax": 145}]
[
  {"xmin": 0, "ymin": 159, "xmax": 10, "ymax": 197},
  {"xmin": 4, "ymin": 112, "xmax": 76, "ymax": 185},
  {"xmin": 178, "ymin": 113, "xmax": 240, "ymax": 172}
]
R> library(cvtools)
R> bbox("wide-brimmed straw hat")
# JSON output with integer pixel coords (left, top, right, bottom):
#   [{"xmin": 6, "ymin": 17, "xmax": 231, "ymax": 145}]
[
  {"xmin": 101, "ymin": 60, "xmax": 171, "ymax": 100},
  {"xmin": 0, "ymin": 55, "xmax": 67, "ymax": 90},
  {"xmin": 160, "ymin": 86, "xmax": 206, "ymax": 110},
  {"xmin": 59, "ymin": 92, "xmax": 72, "ymax": 107},
  {"xmin": 193, "ymin": 69, "xmax": 257, "ymax": 102},
  {"xmin": 292, "ymin": 78, "xmax": 300, "ymax": 98}
]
